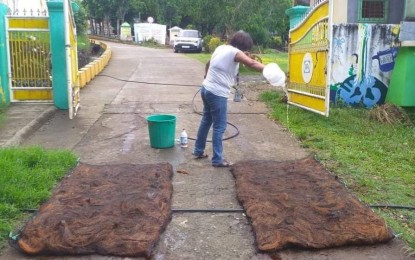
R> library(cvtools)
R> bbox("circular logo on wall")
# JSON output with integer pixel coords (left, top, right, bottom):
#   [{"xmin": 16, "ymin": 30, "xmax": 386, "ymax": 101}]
[{"xmin": 302, "ymin": 53, "xmax": 313, "ymax": 83}]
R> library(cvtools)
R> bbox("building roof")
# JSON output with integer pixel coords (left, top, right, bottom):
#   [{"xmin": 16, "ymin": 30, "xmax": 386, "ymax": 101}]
[{"xmin": 169, "ymin": 26, "xmax": 182, "ymax": 31}]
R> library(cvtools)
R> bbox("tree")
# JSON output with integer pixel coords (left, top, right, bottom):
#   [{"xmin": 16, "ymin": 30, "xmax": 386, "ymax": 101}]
[
  {"xmin": 114, "ymin": 0, "xmax": 145, "ymax": 36},
  {"xmin": 160, "ymin": 0, "xmax": 181, "ymax": 27},
  {"xmin": 237, "ymin": 0, "xmax": 291, "ymax": 47},
  {"xmin": 81, "ymin": 0, "xmax": 292, "ymax": 48},
  {"xmin": 72, "ymin": 0, "xmax": 88, "ymax": 36},
  {"xmin": 82, "ymin": 0, "xmax": 107, "ymax": 35}
]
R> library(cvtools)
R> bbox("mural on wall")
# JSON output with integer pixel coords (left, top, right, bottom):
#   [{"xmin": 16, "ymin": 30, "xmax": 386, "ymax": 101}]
[{"xmin": 330, "ymin": 24, "xmax": 400, "ymax": 107}]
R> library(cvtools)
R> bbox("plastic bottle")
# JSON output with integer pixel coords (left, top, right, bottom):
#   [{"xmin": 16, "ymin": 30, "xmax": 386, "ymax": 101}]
[{"xmin": 180, "ymin": 129, "xmax": 188, "ymax": 148}]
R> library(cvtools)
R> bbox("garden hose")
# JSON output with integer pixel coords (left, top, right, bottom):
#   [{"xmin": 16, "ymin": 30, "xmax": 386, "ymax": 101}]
[
  {"xmin": 93, "ymin": 75, "xmax": 415, "ymax": 213},
  {"xmin": 97, "ymin": 74, "xmax": 241, "ymax": 142},
  {"xmin": 21, "ymin": 204, "xmax": 415, "ymax": 214}
]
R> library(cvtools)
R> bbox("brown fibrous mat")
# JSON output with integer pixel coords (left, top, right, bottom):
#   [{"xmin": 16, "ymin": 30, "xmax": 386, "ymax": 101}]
[
  {"xmin": 13, "ymin": 162, "xmax": 173, "ymax": 257},
  {"xmin": 231, "ymin": 157, "xmax": 394, "ymax": 252}
]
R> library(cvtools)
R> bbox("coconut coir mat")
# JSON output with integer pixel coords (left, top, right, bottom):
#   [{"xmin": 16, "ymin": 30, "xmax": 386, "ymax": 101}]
[
  {"xmin": 231, "ymin": 157, "xmax": 394, "ymax": 252},
  {"xmin": 12, "ymin": 162, "xmax": 173, "ymax": 257}
]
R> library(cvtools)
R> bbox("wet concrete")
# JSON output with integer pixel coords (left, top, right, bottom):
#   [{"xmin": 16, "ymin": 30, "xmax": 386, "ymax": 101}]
[{"xmin": 1, "ymin": 42, "xmax": 413, "ymax": 260}]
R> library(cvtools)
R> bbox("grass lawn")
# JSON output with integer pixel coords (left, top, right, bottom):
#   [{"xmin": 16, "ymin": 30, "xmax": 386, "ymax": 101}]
[{"xmin": 0, "ymin": 147, "xmax": 78, "ymax": 247}]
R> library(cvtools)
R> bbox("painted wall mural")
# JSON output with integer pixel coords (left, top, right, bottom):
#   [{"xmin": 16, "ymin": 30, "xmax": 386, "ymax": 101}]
[{"xmin": 330, "ymin": 24, "xmax": 400, "ymax": 107}]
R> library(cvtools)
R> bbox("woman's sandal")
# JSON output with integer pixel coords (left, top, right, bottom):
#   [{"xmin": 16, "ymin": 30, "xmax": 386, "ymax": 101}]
[
  {"xmin": 194, "ymin": 153, "xmax": 208, "ymax": 159},
  {"xmin": 212, "ymin": 159, "xmax": 232, "ymax": 167}
]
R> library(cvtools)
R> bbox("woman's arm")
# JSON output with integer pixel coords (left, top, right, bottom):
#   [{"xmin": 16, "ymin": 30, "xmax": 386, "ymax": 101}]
[
  {"xmin": 234, "ymin": 51, "xmax": 265, "ymax": 72},
  {"xmin": 204, "ymin": 60, "xmax": 210, "ymax": 78}
]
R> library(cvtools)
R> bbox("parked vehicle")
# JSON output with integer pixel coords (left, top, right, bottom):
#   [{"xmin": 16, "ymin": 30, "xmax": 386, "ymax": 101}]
[{"xmin": 173, "ymin": 30, "xmax": 203, "ymax": 53}]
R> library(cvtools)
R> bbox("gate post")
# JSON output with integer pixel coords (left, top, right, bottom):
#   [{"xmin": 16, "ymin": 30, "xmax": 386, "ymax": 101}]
[
  {"xmin": 0, "ymin": 3, "xmax": 10, "ymax": 106},
  {"xmin": 285, "ymin": 6, "xmax": 310, "ymax": 29},
  {"xmin": 47, "ymin": 0, "xmax": 68, "ymax": 109}
]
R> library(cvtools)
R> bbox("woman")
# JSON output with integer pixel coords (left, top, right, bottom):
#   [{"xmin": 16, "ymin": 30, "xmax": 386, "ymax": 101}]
[{"xmin": 193, "ymin": 31, "xmax": 265, "ymax": 167}]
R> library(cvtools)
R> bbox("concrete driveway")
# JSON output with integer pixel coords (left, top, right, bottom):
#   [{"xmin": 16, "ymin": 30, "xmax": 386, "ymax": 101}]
[{"xmin": 1, "ymin": 42, "xmax": 412, "ymax": 259}]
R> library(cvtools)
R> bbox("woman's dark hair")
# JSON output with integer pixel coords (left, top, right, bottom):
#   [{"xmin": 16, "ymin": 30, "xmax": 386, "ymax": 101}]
[{"xmin": 229, "ymin": 30, "xmax": 253, "ymax": 51}]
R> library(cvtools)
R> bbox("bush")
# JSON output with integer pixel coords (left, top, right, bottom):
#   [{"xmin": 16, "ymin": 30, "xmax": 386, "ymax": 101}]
[
  {"xmin": 207, "ymin": 37, "xmax": 223, "ymax": 53},
  {"xmin": 72, "ymin": 0, "xmax": 88, "ymax": 37},
  {"xmin": 142, "ymin": 37, "xmax": 161, "ymax": 47},
  {"xmin": 77, "ymin": 34, "xmax": 90, "ymax": 51},
  {"xmin": 270, "ymin": 36, "xmax": 283, "ymax": 49},
  {"xmin": 203, "ymin": 35, "xmax": 213, "ymax": 53}
]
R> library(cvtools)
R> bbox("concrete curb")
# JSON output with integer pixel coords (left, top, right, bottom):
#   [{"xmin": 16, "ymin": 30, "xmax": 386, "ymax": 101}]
[{"xmin": 3, "ymin": 106, "xmax": 58, "ymax": 147}]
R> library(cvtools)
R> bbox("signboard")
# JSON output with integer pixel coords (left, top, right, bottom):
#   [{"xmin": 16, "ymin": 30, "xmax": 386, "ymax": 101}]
[
  {"xmin": 134, "ymin": 23, "xmax": 166, "ymax": 45},
  {"xmin": 120, "ymin": 22, "xmax": 131, "ymax": 40}
]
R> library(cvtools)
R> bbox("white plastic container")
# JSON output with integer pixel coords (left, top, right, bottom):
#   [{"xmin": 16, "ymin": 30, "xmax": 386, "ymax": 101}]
[
  {"xmin": 180, "ymin": 129, "xmax": 188, "ymax": 148},
  {"xmin": 263, "ymin": 63, "xmax": 286, "ymax": 87}
]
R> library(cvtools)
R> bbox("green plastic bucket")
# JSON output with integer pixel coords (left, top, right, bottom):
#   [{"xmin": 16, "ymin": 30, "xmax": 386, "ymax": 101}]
[{"xmin": 146, "ymin": 114, "xmax": 176, "ymax": 149}]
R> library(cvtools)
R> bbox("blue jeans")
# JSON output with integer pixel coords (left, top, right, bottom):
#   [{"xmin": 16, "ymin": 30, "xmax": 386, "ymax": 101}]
[{"xmin": 193, "ymin": 87, "xmax": 227, "ymax": 165}]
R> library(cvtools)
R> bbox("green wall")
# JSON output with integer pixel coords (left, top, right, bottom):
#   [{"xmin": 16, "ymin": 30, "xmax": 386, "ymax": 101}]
[{"xmin": 0, "ymin": 3, "xmax": 10, "ymax": 106}]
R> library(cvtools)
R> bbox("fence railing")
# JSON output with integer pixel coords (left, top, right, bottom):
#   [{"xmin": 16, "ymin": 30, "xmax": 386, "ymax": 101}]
[{"xmin": 9, "ymin": 8, "xmax": 48, "ymax": 17}]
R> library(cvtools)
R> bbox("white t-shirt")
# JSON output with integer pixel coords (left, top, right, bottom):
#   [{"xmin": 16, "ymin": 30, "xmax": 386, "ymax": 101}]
[{"xmin": 202, "ymin": 45, "xmax": 240, "ymax": 98}]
